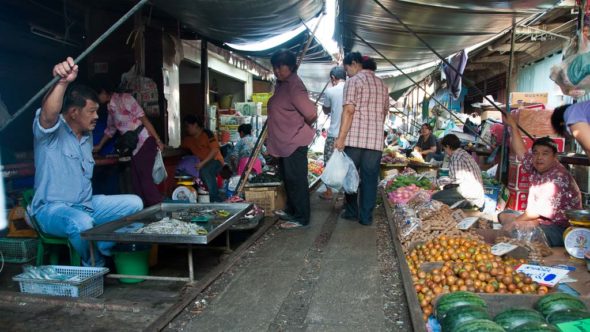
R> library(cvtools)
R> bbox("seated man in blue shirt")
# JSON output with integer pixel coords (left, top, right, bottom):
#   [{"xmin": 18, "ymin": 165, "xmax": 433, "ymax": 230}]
[{"xmin": 30, "ymin": 57, "xmax": 143, "ymax": 267}]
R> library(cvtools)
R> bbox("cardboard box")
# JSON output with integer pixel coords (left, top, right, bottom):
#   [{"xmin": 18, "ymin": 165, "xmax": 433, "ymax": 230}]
[
  {"xmin": 219, "ymin": 115, "xmax": 239, "ymax": 126},
  {"xmin": 507, "ymin": 162, "xmax": 531, "ymax": 190},
  {"xmin": 506, "ymin": 189, "xmax": 529, "ymax": 211},
  {"xmin": 508, "ymin": 136, "xmax": 565, "ymax": 161},
  {"xmin": 521, "ymin": 136, "xmax": 565, "ymax": 152},
  {"xmin": 509, "ymin": 92, "xmax": 548, "ymax": 106},
  {"xmin": 235, "ymin": 102, "xmax": 257, "ymax": 116},
  {"xmin": 514, "ymin": 106, "xmax": 556, "ymax": 137},
  {"xmin": 244, "ymin": 185, "xmax": 286, "ymax": 216},
  {"xmin": 251, "ymin": 93, "xmax": 272, "ymax": 106}
]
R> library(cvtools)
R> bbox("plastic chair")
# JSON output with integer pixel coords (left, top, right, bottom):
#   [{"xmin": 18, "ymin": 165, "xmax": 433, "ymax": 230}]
[{"xmin": 21, "ymin": 189, "xmax": 81, "ymax": 266}]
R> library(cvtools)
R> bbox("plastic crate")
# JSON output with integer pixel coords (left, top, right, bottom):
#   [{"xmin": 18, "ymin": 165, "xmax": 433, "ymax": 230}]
[
  {"xmin": 13, "ymin": 265, "xmax": 109, "ymax": 298},
  {"xmin": 0, "ymin": 238, "xmax": 37, "ymax": 263},
  {"xmin": 251, "ymin": 93, "xmax": 272, "ymax": 106}
]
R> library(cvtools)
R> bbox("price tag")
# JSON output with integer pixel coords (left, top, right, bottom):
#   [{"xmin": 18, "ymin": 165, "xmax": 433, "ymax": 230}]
[
  {"xmin": 457, "ymin": 217, "xmax": 479, "ymax": 230},
  {"xmin": 491, "ymin": 242, "xmax": 518, "ymax": 256},
  {"xmin": 516, "ymin": 264, "xmax": 570, "ymax": 287}
]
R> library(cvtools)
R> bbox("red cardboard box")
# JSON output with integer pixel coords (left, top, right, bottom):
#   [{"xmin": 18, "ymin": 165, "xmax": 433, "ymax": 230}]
[
  {"xmin": 521, "ymin": 136, "xmax": 565, "ymax": 152},
  {"xmin": 507, "ymin": 162, "xmax": 531, "ymax": 190},
  {"xmin": 509, "ymin": 136, "xmax": 565, "ymax": 161},
  {"xmin": 506, "ymin": 189, "xmax": 529, "ymax": 211}
]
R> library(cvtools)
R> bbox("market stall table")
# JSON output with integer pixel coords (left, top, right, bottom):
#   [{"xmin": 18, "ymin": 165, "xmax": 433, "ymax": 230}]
[
  {"xmin": 380, "ymin": 187, "xmax": 590, "ymax": 330},
  {"xmin": 82, "ymin": 202, "xmax": 252, "ymax": 283}
]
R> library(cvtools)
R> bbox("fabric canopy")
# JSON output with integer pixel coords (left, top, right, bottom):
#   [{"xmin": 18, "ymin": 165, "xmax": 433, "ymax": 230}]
[
  {"xmin": 225, "ymin": 29, "xmax": 333, "ymax": 64},
  {"xmin": 152, "ymin": 0, "xmax": 324, "ymax": 44},
  {"xmin": 335, "ymin": 0, "xmax": 559, "ymax": 70}
]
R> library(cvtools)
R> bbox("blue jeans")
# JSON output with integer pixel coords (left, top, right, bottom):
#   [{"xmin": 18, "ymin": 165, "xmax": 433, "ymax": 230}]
[
  {"xmin": 343, "ymin": 147, "xmax": 382, "ymax": 225},
  {"xmin": 200, "ymin": 160, "xmax": 222, "ymax": 202},
  {"xmin": 35, "ymin": 194, "xmax": 143, "ymax": 266}
]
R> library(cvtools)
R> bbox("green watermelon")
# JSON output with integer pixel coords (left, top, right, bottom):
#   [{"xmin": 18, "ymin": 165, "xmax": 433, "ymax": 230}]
[
  {"xmin": 546, "ymin": 309, "xmax": 590, "ymax": 324},
  {"xmin": 534, "ymin": 293, "xmax": 588, "ymax": 317},
  {"xmin": 453, "ymin": 319, "xmax": 505, "ymax": 332},
  {"xmin": 441, "ymin": 305, "xmax": 489, "ymax": 332},
  {"xmin": 435, "ymin": 291, "xmax": 487, "ymax": 321},
  {"xmin": 493, "ymin": 308, "xmax": 545, "ymax": 331},
  {"xmin": 515, "ymin": 322, "xmax": 558, "ymax": 332}
]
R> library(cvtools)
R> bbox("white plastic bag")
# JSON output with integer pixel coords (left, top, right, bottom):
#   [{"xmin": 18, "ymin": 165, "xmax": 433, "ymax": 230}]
[
  {"xmin": 228, "ymin": 176, "xmax": 241, "ymax": 191},
  {"xmin": 152, "ymin": 150, "xmax": 167, "ymax": 184},
  {"xmin": 320, "ymin": 151, "xmax": 350, "ymax": 190},
  {"xmin": 343, "ymin": 160, "xmax": 359, "ymax": 194}
]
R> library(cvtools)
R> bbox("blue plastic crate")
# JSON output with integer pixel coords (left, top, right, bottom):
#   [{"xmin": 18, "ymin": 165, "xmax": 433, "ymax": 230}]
[{"xmin": 13, "ymin": 265, "xmax": 109, "ymax": 298}]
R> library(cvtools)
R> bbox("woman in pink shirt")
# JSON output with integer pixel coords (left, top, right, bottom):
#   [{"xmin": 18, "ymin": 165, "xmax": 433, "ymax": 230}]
[
  {"xmin": 92, "ymin": 79, "xmax": 164, "ymax": 207},
  {"xmin": 266, "ymin": 50, "xmax": 317, "ymax": 229}
]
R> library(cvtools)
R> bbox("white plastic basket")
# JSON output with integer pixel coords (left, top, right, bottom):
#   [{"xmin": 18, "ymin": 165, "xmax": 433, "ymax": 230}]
[{"xmin": 13, "ymin": 265, "xmax": 109, "ymax": 298}]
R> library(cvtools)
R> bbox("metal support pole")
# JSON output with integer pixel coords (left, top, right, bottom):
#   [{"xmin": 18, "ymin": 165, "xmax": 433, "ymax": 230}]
[
  {"xmin": 372, "ymin": 0, "xmax": 534, "ymax": 140},
  {"xmin": 579, "ymin": 0, "xmax": 588, "ymax": 54},
  {"xmin": 0, "ymin": 0, "xmax": 150, "ymax": 132},
  {"xmin": 201, "ymin": 38, "xmax": 209, "ymax": 117},
  {"xmin": 188, "ymin": 244, "xmax": 195, "ymax": 283},
  {"xmin": 352, "ymin": 31, "xmax": 494, "ymax": 148},
  {"xmin": 499, "ymin": 20, "xmax": 517, "ymax": 183}
]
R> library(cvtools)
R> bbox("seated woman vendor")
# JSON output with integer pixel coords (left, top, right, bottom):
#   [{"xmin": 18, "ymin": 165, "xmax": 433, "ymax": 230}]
[
  {"xmin": 413, "ymin": 123, "xmax": 442, "ymax": 162},
  {"xmin": 431, "ymin": 134, "xmax": 484, "ymax": 210},
  {"xmin": 498, "ymin": 114, "xmax": 582, "ymax": 247}
]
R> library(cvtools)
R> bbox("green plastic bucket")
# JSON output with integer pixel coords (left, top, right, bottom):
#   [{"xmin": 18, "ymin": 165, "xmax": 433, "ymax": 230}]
[{"xmin": 113, "ymin": 244, "xmax": 150, "ymax": 284}]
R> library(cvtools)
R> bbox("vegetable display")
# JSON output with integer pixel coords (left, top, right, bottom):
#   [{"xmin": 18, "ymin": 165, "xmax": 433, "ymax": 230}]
[
  {"xmin": 407, "ymin": 236, "xmax": 543, "ymax": 321},
  {"xmin": 308, "ymin": 160, "xmax": 324, "ymax": 176},
  {"xmin": 385, "ymin": 175, "xmax": 432, "ymax": 191}
]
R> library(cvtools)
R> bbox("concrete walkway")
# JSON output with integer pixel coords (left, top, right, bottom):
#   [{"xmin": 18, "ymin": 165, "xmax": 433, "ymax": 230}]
[{"xmin": 168, "ymin": 192, "xmax": 409, "ymax": 331}]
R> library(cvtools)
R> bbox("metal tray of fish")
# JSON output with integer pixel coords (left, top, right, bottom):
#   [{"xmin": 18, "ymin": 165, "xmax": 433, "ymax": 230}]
[{"xmin": 81, "ymin": 202, "xmax": 252, "ymax": 244}]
